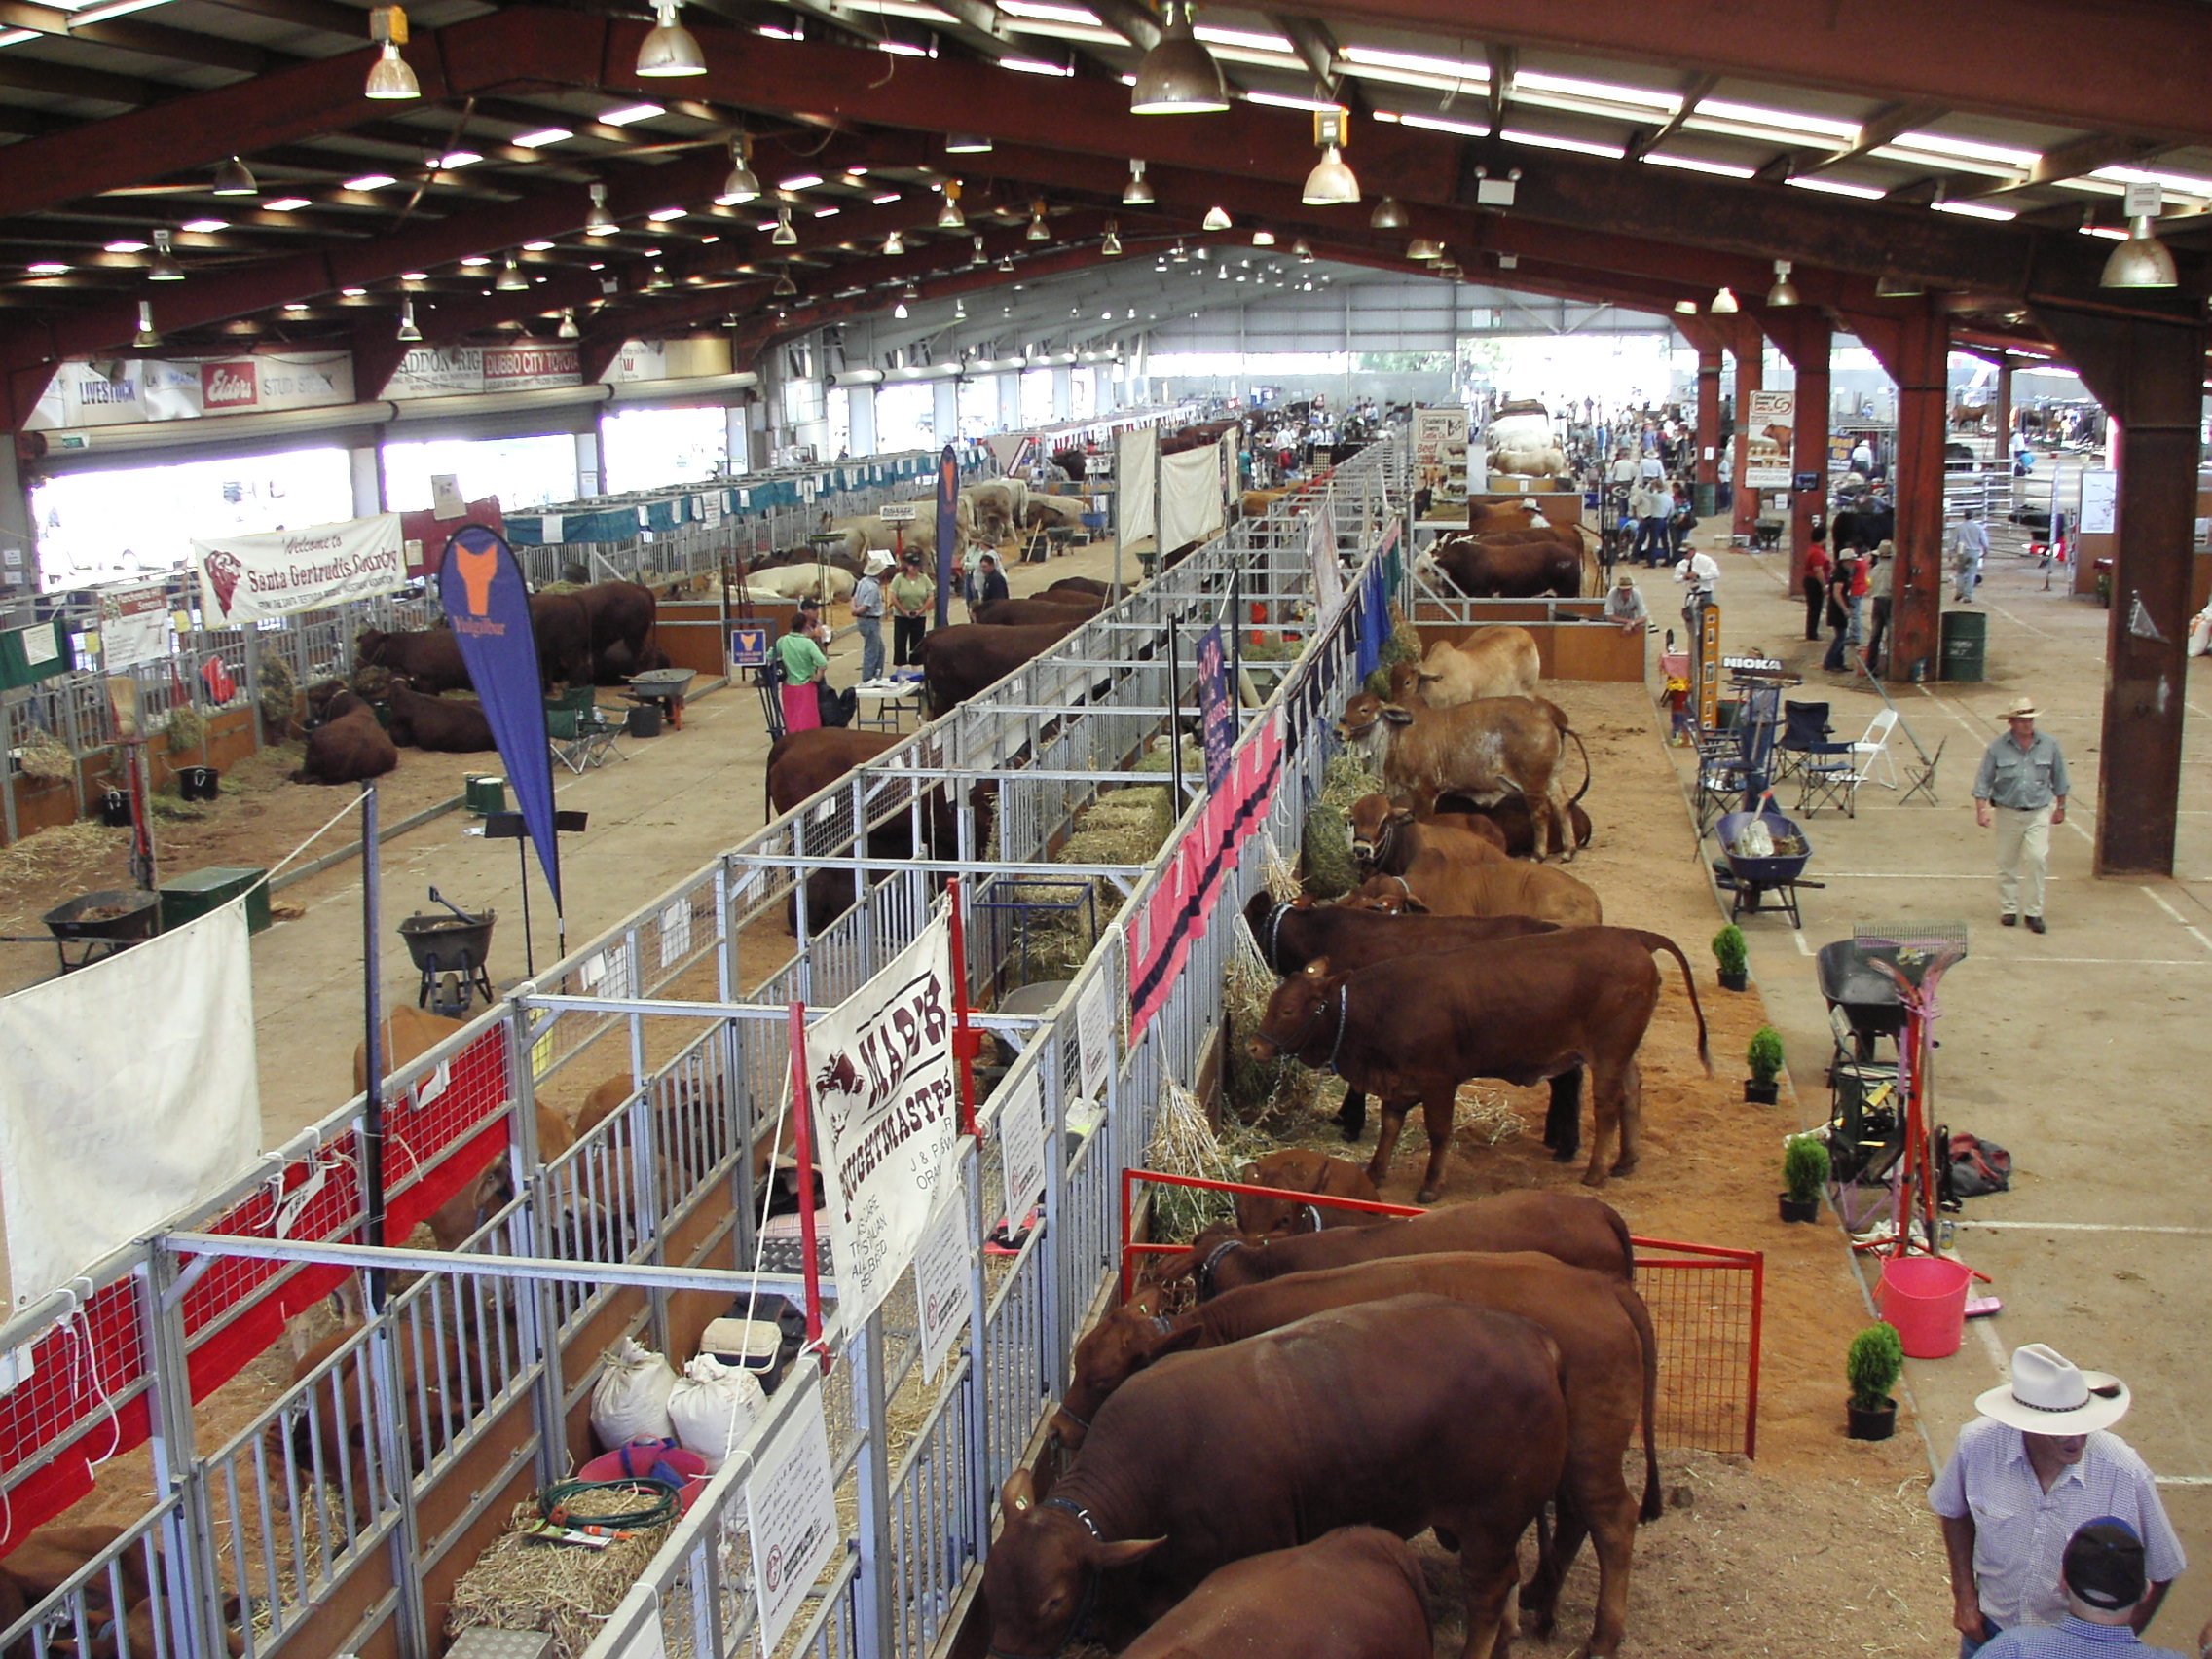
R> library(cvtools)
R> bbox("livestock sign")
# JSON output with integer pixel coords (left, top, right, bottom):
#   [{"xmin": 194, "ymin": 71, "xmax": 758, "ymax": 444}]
[
  {"xmin": 804, "ymin": 906, "xmax": 959, "ymax": 1334},
  {"xmin": 98, "ymin": 584, "xmax": 170, "ymax": 671},
  {"xmin": 192, "ymin": 513, "xmax": 404, "ymax": 624},
  {"xmin": 743, "ymin": 1372, "xmax": 841, "ymax": 1657}
]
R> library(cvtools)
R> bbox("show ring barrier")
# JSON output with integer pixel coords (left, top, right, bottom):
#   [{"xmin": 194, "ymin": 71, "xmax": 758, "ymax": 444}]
[{"xmin": 1119, "ymin": 1166, "xmax": 1765, "ymax": 1458}]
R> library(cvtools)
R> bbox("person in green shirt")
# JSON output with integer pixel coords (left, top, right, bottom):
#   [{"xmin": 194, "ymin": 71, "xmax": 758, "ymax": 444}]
[
  {"xmin": 775, "ymin": 599, "xmax": 850, "ymax": 730},
  {"xmin": 890, "ymin": 553, "xmax": 934, "ymax": 666}
]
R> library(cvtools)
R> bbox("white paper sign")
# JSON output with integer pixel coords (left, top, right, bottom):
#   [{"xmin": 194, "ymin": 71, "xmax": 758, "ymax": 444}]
[
  {"xmin": 744, "ymin": 1377, "xmax": 841, "ymax": 1659},
  {"xmin": 995, "ymin": 1069, "xmax": 1048, "ymax": 1228},
  {"xmin": 1076, "ymin": 973, "xmax": 1115, "ymax": 1103},
  {"xmin": 2081, "ymin": 469, "xmax": 2119, "ymax": 535},
  {"xmin": 805, "ymin": 908, "xmax": 960, "ymax": 1333},
  {"xmin": 659, "ymin": 901, "xmax": 693, "ymax": 968},
  {"xmin": 912, "ymin": 1183, "xmax": 975, "ymax": 1382},
  {"xmin": 191, "ymin": 514, "xmax": 405, "ymax": 624},
  {"xmin": 18, "ymin": 624, "xmax": 56, "ymax": 668}
]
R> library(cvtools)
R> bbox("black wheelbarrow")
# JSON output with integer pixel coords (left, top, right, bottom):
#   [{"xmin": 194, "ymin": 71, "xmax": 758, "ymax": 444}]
[
  {"xmin": 1711, "ymin": 806, "xmax": 1822, "ymax": 928},
  {"xmin": 398, "ymin": 888, "xmax": 497, "ymax": 1017},
  {"xmin": 40, "ymin": 889, "xmax": 162, "ymax": 974}
]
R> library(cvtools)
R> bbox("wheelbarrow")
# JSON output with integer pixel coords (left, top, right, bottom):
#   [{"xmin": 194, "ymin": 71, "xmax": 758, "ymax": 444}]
[
  {"xmin": 1711, "ymin": 806, "xmax": 1822, "ymax": 927},
  {"xmin": 39, "ymin": 889, "xmax": 162, "ymax": 974},
  {"xmin": 397, "ymin": 888, "xmax": 497, "ymax": 1017},
  {"xmin": 625, "ymin": 666, "xmax": 697, "ymax": 732}
]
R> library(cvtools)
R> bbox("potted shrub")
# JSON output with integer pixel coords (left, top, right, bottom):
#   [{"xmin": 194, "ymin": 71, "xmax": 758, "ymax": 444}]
[
  {"xmin": 1779, "ymin": 1134, "xmax": 1827, "ymax": 1223},
  {"xmin": 1713, "ymin": 924, "xmax": 1750, "ymax": 992},
  {"xmin": 1846, "ymin": 1323, "xmax": 1903, "ymax": 1441},
  {"xmin": 1745, "ymin": 1026, "xmax": 1786, "ymax": 1105}
]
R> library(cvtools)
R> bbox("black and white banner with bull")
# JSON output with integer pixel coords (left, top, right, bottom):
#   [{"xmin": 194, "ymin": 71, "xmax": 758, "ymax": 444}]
[{"xmin": 793, "ymin": 903, "xmax": 960, "ymax": 1336}]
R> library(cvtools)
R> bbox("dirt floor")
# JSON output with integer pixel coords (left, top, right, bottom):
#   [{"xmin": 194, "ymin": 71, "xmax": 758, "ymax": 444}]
[{"xmin": 28, "ymin": 508, "xmax": 2194, "ymax": 1659}]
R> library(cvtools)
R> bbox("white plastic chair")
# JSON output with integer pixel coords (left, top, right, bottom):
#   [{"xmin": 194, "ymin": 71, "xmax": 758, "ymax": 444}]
[{"xmin": 1854, "ymin": 709, "xmax": 1900, "ymax": 791}]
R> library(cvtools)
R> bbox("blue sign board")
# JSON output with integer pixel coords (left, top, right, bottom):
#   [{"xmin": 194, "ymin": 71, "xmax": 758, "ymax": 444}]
[{"xmin": 729, "ymin": 623, "xmax": 772, "ymax": 667}]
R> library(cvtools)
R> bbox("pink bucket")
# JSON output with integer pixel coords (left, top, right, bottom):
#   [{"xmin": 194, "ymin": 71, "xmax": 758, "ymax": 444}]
[{"xmin": 1877, "ymin": 1256, "xmax": 1972, "ymax": 1359}]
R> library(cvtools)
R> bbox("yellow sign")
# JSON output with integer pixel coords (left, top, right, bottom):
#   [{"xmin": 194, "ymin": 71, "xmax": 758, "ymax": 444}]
[{"xmin": 1697, "ymin": 602, "xmax": 1722, "ymax": 734}]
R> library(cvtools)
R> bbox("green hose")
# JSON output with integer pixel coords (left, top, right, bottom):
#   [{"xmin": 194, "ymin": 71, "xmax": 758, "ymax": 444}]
[{"xmin": 538, "ymin": 1477, "xmax": 682, "ymax": 1532}]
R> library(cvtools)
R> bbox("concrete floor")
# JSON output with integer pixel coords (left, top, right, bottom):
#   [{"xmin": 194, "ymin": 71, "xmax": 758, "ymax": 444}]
[{"xmin": 1683, "ymin": 529, "xmax": 2212, "ymax": 1647}]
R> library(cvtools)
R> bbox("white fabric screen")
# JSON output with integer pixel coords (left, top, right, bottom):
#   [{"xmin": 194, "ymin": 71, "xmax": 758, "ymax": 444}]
[
  {"xmin": 1158, "ymin": 437, "xmax": 1228, "ymax": 552},
  {"xmin": 1116, "ymin": 426, "xmax": 1156, "ymax": 553},
  {"xmin": 0, "ymin": 901, "xmax": 260, "ymax": 1308}
]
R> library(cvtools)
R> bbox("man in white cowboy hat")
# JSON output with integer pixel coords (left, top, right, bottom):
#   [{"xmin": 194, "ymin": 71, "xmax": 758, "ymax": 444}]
[
  {"xmin": 1932, "ymin": 1344, "xmax": 2185, "ymax": 1656},
  {"xmin": 1972, "ymin": 696, "xmax": 2070, "ymax": 934},
  {"xmin": 1976, "ymin": 1518, "xmax": 2193, "ymax": 1659},
  {"xmin": 852, "ymin": 547, "xmax": 894, "ymax": 682}
]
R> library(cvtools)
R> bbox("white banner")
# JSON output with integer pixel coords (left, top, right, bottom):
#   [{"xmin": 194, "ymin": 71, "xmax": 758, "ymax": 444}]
[
  {"xmin": 30, "ymin": 352, "xmax": 353, "ymax": 431},
  {"xmin": 805, "ymin": 906, "xmax": 959, "ymax": 1334},
  {"xmin": 98, "ymin": 583, "xmax": 171, "ymax": 670},
  {"xmin": 191, "ymin": 513, "xmax": 405, "ymax": 624},
  {"xmin": 387, "ymin": 344, "xmax": 583, "ymax": 400},
  {"xmin": 0, "ymin": 902, "xmax": 259, "ymax": 1308},
  {"xmin": 1309, "ymin": 509, "xmax": 1345, "ymax": 624},
  {"xmin": 1117, "ymin": 425, "xmax": 1157, "ymax": 554},
  {"xmin": 1157, "ymin": 437, "xmax": 1229, "ymax": 553}
]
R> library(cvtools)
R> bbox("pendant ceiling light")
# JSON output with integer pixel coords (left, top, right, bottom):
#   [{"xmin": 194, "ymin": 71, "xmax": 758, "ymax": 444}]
[
  {"xmin": 773, "ymin": 265, "xmax": 798, "ymax": 296},
  {"xmin": 954, "ymin": 298, "xmax": 966, "ymax": 319},
  {"xmin": 902, "ymin": 282, "xmax": 920, "ymax": 301},
  {"xmin": 1123, "ymin": 159, "xmax": 1155, "ymax": 205},
  {"xmin": 1301, "ymin": 142, "xmax": 1359, "ymax": 206},
  {"xmin": 971, "ymin": 234, "xmax": 987, "ymax": 267},
  {"xmin": 132, "ymin": 299, "xmax": 160, "ymax": 350},
  {"xmin": 771, "ymin": 205, "xmax": 797, "ymax": 245},
  {"xmin": 365, "ymin": 6, "xmax": 419, "ymax": 98},
  {"xmin": 996, "ymin": 253, "xmax": 1014, "ymax": 271},
  {"xmin": 645, "ymin": 264, "xmax": 671, "ymax": 291},
  {"xmin": 1370, "ymin": 196, "xmax": 1406, "ymax": 230},
  {"xmin": 148, "ymin": 228, "xmax": 183, "ymax": 280},
  {"xmin": 945, "ymin": 133, "xmax": 992, "ymax": 154},
  {"xmin": 1293, "ymin": 238, "xmax": 1313, "ymax": 262},
  {"xmin": 1130, "ymin": 0, "xmax": 1227, "ymax": 115},
  {"xmin": 883, "ymin": 229, "xmax": 905, "ymax": 255},
  {"xmin": 937, "ymin": 181, "xmax": 965, "ymax": 229},
  {"xmin": 1673, "ymin": 298, "xmax": 1698, "ymax": 314},
  {"xmin": 1766, "ymin": 259, "xmax": 1800, "ymax": 307},
  {"xmin": 557, "ymin": 306, "xmax": 580, "ymax": 339},
  {"xmin": 211, "ymin": 155, "xmax": 257, "ymax": 197},
  {"xmin": 497, "ymin": 253, "xmax": 529, "ymax": 291},
  {"xmin": 1102, "ymin": 220, "xmax": 1123, "ymax": 256},
  {"xmin": 1251, "ymin": 227, "xmax": 1274, "ymax": 246},
  {"xmin": 720, "ymin": 134, "xmax": 760, "ymax": 204},
  {"xmin": 636, "ymin": 0, "xmax": 707, "ymax": 76},
  {"xmin": 1026, "ymin": 201, "xmax": 1050, "ymax": 241},
  {"xmin": 1406, "ymin": 236, "xmax": 1441, "ymax": 260},
  {"xmin": 1873, "ymin": 272, "xmax": 1924, "ymax": 298},
  {"xmin": 894, "ymin": 299, "xmax": 908, "ymax": 318},
  {"xmin": 1170, "ymin": 240, "xmax": 1188, "ymax": 262},
  {"xmin": 1709, "ymin": 285, "xmax": 1739, "ymax": 313},
  {"xmin": 1201, "ymin": 204, "xmax": 1231, "ymax": 231},
  {"xmin": 586, "ymin": 182, "xmax": 617, "ymax": 235},
  {"xmin": 2102, "ymin": 215, "xmax": 2178, "ymax": 288},
  {"xmin": 396, "ymin": 295, "xmax": 422, "ymax": 341}
]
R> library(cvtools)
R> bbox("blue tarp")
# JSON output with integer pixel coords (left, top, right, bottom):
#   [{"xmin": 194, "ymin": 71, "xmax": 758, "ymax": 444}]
[{"xmin": 503, "ymin": 450, "xmax": 952, "ymax": 546}]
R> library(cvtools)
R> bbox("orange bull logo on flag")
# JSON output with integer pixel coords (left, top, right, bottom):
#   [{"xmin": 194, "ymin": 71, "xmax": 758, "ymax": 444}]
[{"xmin": 436, "ymin": 525, "xmax": 561, "ymax": 903}]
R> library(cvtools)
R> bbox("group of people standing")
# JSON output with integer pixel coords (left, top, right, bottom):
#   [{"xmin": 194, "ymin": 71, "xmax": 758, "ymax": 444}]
[{"xmin": 1801, "ymin": 535, "xmax": 1897, "ymax": 675}]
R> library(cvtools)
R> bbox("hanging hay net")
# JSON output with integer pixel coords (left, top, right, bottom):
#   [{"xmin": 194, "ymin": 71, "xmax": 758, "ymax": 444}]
[
  {"xmin": 1141, "ymin": 1072, "xmax": 1272, "ymax": 1242},
  {"xmin": 447, "ymin": 1493, "xmax": 679, "ymax": 1659},
  {"xmin": 1302, "ymin": 746, "xmax": 1382, "ymax": 899},
  {"xmin": 1222, "ymin": 915, "xmax": 1318, "ymax": 1125}
]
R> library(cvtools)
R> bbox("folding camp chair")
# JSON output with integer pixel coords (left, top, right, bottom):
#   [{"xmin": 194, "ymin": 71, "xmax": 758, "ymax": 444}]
[
  {"xmin": 1775, "ymin": 700, "xmax": 1850, "ymax": 784},
  {"xmin": 1797, "ymin": 747, "xmax": 1867, "ymax": 816},
  {"xmin": 546, "ymin": 686, "xmax": 625, "ymax": 773}
]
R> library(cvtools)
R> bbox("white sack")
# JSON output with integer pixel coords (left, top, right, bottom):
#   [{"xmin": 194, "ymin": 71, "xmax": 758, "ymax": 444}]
[
  {"xmin": 667, "ymin": 1352, "xmax": 767, "ymax": 1471},
  {"xmin": 590, "ymin": 1335, "xmax": 678, "ymax": 1449}
]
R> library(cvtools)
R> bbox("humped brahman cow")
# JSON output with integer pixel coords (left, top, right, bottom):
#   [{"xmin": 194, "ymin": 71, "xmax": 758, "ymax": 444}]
[
  {"xmin": 1054, "ymin": 1251, "xmax": 1661, "ymax": 1658},
  {"xmin": 1385, "ymin": 623, "xmax": 1541, "ymax": 708},
  {"xmin": 985, "ymin": 1297, "xmax": 1567, "ymax": 1659},
  {"xmin": 1337, "ymin": 689, "xmax": 1585, "ymax": 863},
  {"xmin": 1250, "ymin": 927, "xmax": 1711, "ymax": 1193}
]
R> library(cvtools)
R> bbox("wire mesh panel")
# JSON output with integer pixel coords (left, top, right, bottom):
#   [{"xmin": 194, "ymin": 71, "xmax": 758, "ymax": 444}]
[{"xmin": 1631, "ymin": 1242, "xmax": 1765, "ymax": 1456}]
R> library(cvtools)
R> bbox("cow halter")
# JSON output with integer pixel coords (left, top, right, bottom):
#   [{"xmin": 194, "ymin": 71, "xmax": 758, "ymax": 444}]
[
  {"xmin": 1358, "ymin": 812, "xmax": 1398, "ymax": 868},
  {"xmin": 1261, "ymin": 900, "xmax": 1294, "ymax": 973},
  {"xmin": 1256, "ymin": 984, "xmax": 1348, "ymax": 1076},
  {"xmin": 986, "ymin": 1498, "xmax": 1106, "ymax": 1659}
]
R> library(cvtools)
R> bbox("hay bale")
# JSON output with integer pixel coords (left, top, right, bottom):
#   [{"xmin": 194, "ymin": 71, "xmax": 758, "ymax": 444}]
[
  {"xmin": 1222, "ymin": 926, "xmax": 1317, "ymax": 1124},
  {"xmin": 257, "ymin": 653, "xmax": 295, "ymax": 731},
  {"xmin": 447, "ymin": 1495, "xmax": 676, "ymax": 1659},
  {"xmin": 1143, "ymin": 1075, "xmax": 1272, "ymax": 1241},
  {"xmin": 165, "ymin": 703, "xmax": 205, "ymax": 754},
  {"xmin": 16, "ymin": 728, "xmax": 73, "ymax": 782}
]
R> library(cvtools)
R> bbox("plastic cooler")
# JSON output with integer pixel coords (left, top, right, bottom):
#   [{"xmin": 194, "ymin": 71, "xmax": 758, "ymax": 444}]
[{"xmin": 1877, "ymin": 1256, "xmax": 1972, "ymax": 1358}]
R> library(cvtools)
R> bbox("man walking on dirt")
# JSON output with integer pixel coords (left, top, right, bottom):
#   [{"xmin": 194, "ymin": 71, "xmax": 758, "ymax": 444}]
[{"xmin": 1972, "ymin": 697, "xmax": 2070, "ymax": 934}]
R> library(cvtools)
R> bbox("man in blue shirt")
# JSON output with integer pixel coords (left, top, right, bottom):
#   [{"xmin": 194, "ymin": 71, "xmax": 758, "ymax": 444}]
[
  {"xmin": 1972, "ymin": 696, "xmax": 2071, "ymax": 934},
  {"xmin": 1976, "ymin": 1519, "xmax": 2190, "ymax": 1659}
]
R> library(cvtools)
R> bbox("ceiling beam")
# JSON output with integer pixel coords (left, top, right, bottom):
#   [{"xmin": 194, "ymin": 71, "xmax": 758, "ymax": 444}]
[
  {"xmin": 196, "ymin": 0, "xmax": 370, "ymax": 38},
  {"xmin": 0, "ymin": 0, "xmax": 286, "ymax": 73},
  {"xmin": 1970, "ymin": 132, "xmax": 2171, "ymax": 202},
  {"xmin": 1624, "ymin": 71, "xmax": 1716, "ymax": 164},
  {"xmin": 1794, "ymin": 99, "xmax": 1948, "ymax": 174},
  {"xmin": 1485, "ymin": 42, "xmax": 1512, "ymax": 134},
  {"xmin": 0, "ymin": 47, "xmax": 154, "ymax": 103}
]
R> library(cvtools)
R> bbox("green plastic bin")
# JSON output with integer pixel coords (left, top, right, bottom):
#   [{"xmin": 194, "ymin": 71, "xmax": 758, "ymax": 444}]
[
  {"xmin": 464, "ymin": 774, "xmax": 506, "ymax": 816},
  {"xmin": 1940, "ymin": 608, "xmax": 1987, "ymax": 682},
  {"xmin": 159, "ymin": 866, "xmax": 270, "ymax": 935}
]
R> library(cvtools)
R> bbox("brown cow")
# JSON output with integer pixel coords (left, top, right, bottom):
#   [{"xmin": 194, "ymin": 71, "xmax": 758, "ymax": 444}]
[
  {"xmin": 1431, "ymin": 532, "xmax": 1582, "ymax": 598},
  {"xmin": 985, "ymin": 1298, "xmax": 1567, "ymax": 1659},
  {"xmin": 1232, "ymin": 1148, "xmax": 1382, "ymax": 1236},
  {"xmin": 292, "ymin": 689, "xmax": 397, "ymax": 785},
  {"xmin": 593, "ymin": 638, "xmax": 674, "ymax": 684},
  {"xmin": 921, "ymin": 618, "xmax": 1081, "ymax": 714},
  {"xmin": 764, "ymin": 727, "xmax": 903, "ymax": 818},
  {"xmin": 1387, "ymin": 624, "xmax": 1541, "ymax": 708},
  {"xmin": 356, "ymin": 626, "xmax": 470, "ymax": 693},
  {"xmin": 378, "ymin": 677, "xmax": 495, "ymax": 752},
  {"xmin": 528, "ymin": 590, "xmax": 593, "ymax": 688},
  {"xmin": 1345, "ymin": 858, "xmax": 1603, "ymax": 928},
  {"xmin": 1250, "ymin": 929, "xmax": 1711, "ymax": 1193},
  {"xmin": 1043, "ymin": 575, "xmax": 1111, "ymax": 602},
  {"xmin": 1240, "ymin": 892, "xmax": 1580, "ymax": 1154},
  {"xmin": 1338, "ymin": 690, "xmax": 1582, "ymax": 862},
  {"xmin": 1442, "ymin": 791, "xmax": 1595, "ymax": 859},
  {"xmin": 971, "ymin": 595, "xmax": 1102, "ymax": 627},
  {"xmin": 1057, "ymin": 1253, "xmax": 1660, "ymax": 1656},
  {"xmin": 1115, "ymin": 1529, "xmax": 1430, "ymax": 1659},
  {"xmin": 574, "ymin": 579, "xmax": 657, "ymax": 662},
  {"xmin": 1346, "ymin": 796, "xmax": 1506, "ymax": 875}
]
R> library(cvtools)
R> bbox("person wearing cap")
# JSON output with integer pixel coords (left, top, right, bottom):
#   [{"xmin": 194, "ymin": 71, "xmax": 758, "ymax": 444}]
[
  {"xmin": 1972, "ymin": 698, "xmax": 2070, "ymax": 933},
  {"xmin": 1932, "ymin": 1345, "xmax": 2185, "ymax": 1655},
  {"xmin": 1864, "ymin": 540, "xmax": 1897, "ymax": 674},
  {"xmin": 1973, "ymin": 1519, "xmax": 2192, "ymax": 1659},
  {"xmin": 1604, "ymin": 571, "xmax": 1649, "ymax": 634},
  {"xmin": 851, "ymin": 548, "xmax": 893, "ymax": 682}
]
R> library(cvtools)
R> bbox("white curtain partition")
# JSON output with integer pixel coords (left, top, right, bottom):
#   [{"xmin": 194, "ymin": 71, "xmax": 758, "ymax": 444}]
[
  {"xmin": 1115, "ymin": 424, "xmax": 1156, "ymax": 553},
  {"xmin": 0, "ymin": 902, "xmax": 259, "ymax": 1308},
  {"xmin": 1157, "ymin": 438, "xmax": 1229, "ymax": 552}
]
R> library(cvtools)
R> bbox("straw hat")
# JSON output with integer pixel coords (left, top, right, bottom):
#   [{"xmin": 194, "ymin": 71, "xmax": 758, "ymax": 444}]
[
  {"xmin": 865, "ymin": 548, "xmax": 896, "ymax": 574},
  {"xmin": 2000, "ymin": 696, "xmax": 2040, "ymax": 720},
  {"xmin": 1975, "ymin": 1344, "xmax": 2130, "ymax": 1434}
]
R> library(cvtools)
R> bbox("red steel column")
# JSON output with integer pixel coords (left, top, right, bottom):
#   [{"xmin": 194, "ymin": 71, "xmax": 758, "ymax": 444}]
[
  {"xmin": 1855, "ymin": 304, "xmax": 1947, "ymax": 682},
  {"xmin": 1729, "ymin": 320, "xmax": 1763, "ymax": 544},
  {"xmin": 1696, "ymin": 349, "xmax": 1723, "ymax": 501},
  {"xmin": 1764, "ymin": 309, "xmax": 1831, "ymax": 591},
  {"xmin": 1993, "ymin": 355, "xmax": 2013, "ymax": 454}
]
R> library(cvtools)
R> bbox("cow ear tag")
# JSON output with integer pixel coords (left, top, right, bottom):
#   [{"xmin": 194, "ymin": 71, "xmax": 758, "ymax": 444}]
[{"xmin": 1304, "ymin": 957, "xmax": 1330, "ymax": 978}]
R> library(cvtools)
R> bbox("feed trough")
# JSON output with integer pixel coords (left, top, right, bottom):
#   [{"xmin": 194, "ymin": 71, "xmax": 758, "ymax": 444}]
[
  {"xmin": 42, "ymin": 888, "xmax": 161, "ymax": 973},
  {"xmin": 398, "ymin": 900, "xmax": 497, "ymax": 1017}
]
